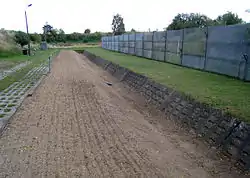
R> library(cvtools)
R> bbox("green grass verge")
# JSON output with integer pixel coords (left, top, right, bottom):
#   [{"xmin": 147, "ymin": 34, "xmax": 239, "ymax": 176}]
[
  {"xmin": 85, "ymin": 47, "xmax": 250, "ymax": 122},
  {"xmin": 0, "ymin": 52, "xmax": 32, "ymax": 70},
  {"xmin": 0, "ymin": 45, "xmax": 22, "ymax": 58},
  {"xmin": 0, "ymin": 49, "xmax": 56, "ymax": 92},
  {"xmin": 0, "ymin": 51, "xmax": 21, "ymax": 58},
  {"xmin": 0, "ymin": 54, "xmax": 32, "ymax": 62},
  {"xmin": 0, "ymin": 48, "xmax": 48, "ymax": 70}
]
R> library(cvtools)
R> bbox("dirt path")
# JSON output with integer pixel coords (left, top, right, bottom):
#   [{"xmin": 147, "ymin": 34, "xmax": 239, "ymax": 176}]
[{"xmin": 0, "ymin": 50, "xmax": 246, "ymax": 178}]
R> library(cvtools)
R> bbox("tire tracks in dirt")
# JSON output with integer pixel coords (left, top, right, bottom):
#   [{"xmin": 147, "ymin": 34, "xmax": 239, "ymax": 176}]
[
  {"xmin": 75, "ymin": 81, "xmax": 129, "ymax": 177},
  {"xmin": 73, "ymin": 84, "xmax": 112, "ymax": 177},
  {"xmin": 71, "ymin": 82, "xmax": 103, "ymax": 177},
  {"xmin": 70, "ymin": 76, "xmax": 164, "ymax": 177},
  {"xmin": 85, "ymin": 87, "xmax": 144, "ymax": 175},
  {"xmin": 92, "ymin": 88, "xmax": 164, "ymax": 177}
]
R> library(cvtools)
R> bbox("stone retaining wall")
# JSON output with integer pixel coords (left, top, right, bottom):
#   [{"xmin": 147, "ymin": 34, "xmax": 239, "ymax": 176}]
[{"xmin": 83, "ymin": 50, "xmax": 250, "ymax": 170}]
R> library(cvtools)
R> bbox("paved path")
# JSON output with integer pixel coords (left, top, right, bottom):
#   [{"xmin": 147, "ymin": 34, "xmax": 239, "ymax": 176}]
[{"xmin": 0, "ymin": 51, "xmax": 246, "ymax": 178}]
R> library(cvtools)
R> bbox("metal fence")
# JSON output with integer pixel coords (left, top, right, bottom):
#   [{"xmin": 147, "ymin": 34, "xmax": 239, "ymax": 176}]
[{"xmin": 102, "ymin": 23, "xmax": 250, "ymax": 81}]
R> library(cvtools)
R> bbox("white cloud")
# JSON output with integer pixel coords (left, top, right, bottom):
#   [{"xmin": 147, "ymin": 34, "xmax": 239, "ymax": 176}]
[{"xmin": 0, "ymin": 0, "xmax": 250, "ymax": 33}]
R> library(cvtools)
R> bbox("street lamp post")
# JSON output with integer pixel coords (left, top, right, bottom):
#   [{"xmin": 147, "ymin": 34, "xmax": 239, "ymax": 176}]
[{"xmin": 25, "ymin": 4, "xmax": 32, "ymax": 56}]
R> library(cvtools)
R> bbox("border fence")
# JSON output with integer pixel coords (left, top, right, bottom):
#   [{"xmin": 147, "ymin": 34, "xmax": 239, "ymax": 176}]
[{"xmin": 102, "ymin": 24, "xmax": 250, "ymax": 81}]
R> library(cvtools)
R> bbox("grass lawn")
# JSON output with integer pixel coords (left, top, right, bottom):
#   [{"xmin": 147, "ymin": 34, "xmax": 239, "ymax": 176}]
[
  {"xmin": 0, "ymin": 54, "xmax": 32, "ymax": 71},
  {"xmin": 0, "ymin": 49, "xmax": 56, "ymax": 92},
  {"xmin": 0, "ymin": 50, "xmax": 38, "ymax": 71},
  {"xmin": 85, "ymin": 47, "xmax": 250, "ymax": 122}
]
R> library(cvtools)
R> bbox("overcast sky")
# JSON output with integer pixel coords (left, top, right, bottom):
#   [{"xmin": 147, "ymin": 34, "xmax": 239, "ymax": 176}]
[{"xmin": 1, "ymin": 0, "xmax": 250, "ymax": 33}]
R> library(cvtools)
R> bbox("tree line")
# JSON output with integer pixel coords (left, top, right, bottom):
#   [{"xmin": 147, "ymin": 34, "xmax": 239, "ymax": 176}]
[
  {"xmin": 111, "ymin": 11, "xmax": 245, "ymax": 35},
  {"xmin": 14, "ymin": 25, "xmax": 104, "ymax": 48},
  {"xmin": 14, "ymin": 11, "xmax": 245, "ymax": 48}
]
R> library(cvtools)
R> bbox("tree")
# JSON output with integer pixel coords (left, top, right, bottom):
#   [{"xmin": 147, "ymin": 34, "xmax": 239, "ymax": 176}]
[
  {"xmin": 36, "ymin": 24, "xmax": 102, "ymax": 43},
  {"xmin": 84, "ymin": 29, "xmax": 91, "ymax": 34},
  {"xmin": 167, "ymin": 13, "xmax": 213, "ymax": 30},
  {"xmin": 131, "ymin": 28, "xmax": 136, "ymax": 33},
  {"xmin": 45, "ymin": 29, "xmax": 56, "ymax": 43},
  {"xmin": 215, "ymin": 12, "xmax": 244, "ymax": 25},
  {"xmin": 112, "ymin": 14, "xmax": 125, "ymax": 35},
  {"xmin": 47, "ymin": 28, "xmax": 66, "ymax": 43},
  {"xmin": 167, "ymin": 12, "xmax": 244, "ymax": 30},
  {"xmin": 30, "ymin": 33, "xmax": 42, "ymax": 43},
  {"xmin": 57, "ymin": 29, "xmax": 66, "ymax": 42},
  {"xmin": 43, "ymin": 23, "xmax": 53, "ymax": 34},
  {"xmin": 42, "ymin": 22, "xmax": 53, "ymax": 42},
  {"xmin": 14, "ymin": 31, "xmax": 29, "ymax": 47}
]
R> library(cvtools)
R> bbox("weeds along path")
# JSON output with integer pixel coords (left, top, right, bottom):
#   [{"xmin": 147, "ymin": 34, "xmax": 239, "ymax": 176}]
[{"xmin": 0, "ymin": 50, "xmax": 246, "ymax": 178}]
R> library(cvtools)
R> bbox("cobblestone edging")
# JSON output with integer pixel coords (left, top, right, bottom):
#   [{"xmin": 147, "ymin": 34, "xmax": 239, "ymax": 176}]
[
  {"xmin": 0, "ymin": 59, "xmax": 51, "ymax": 135},
  {"xmin": 83, "ymin": 50, "xmax": 250, "ymax": 170}
]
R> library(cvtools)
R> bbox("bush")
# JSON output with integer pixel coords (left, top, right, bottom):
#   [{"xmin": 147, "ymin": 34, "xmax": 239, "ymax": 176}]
[
  {"xmin": 14, "ymin": 31, "xmax": 29, "ymax": 47},
  {"xmin": 0, "ymin": 46, "xmax": 21, "ymax": 57},
  {"xmin": 0, "ymin": 29, "xmax": 22, "ymax": 57}
]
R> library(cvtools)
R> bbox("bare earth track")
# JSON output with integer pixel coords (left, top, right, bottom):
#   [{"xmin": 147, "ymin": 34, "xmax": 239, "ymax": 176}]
[{"xmin": 0, "ymin": 50, "xmax": 247, "ymax": 177}]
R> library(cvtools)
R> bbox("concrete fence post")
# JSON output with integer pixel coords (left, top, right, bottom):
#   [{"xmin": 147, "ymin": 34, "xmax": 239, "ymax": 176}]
[
  {"xmin": 203, "ymin": 27, "xmax": 209, "ymax": 70},
  {"xmin": 164, "ymin": 30, "xmax": 168, "ymax": 62},
  {"xmin": 152, "ymin": 31, "xmax": 155, "ymax": 59},
  {"xmin": 118, "ymin": 35, "xmax": 120, "ymax": 52},
  {"xmin": 180, "ymin": 29, "xmax": 184, "ymax": 65},
  {"xmin": 142, "ymin": 32, "xmax": 145, "ymax": 57},
  {"xmin": 134, "ymin": 33, "xmax": 136, "ymax": 56},
  {"xmin": 122, "ymin": 34, "xmax": 124, "ymax": 52}
]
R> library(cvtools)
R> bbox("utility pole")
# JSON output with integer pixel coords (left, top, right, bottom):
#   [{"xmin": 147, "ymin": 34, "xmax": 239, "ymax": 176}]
[{"xmin": 25, "ymin": 4, "xmax": 32, "ymax": 56}]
